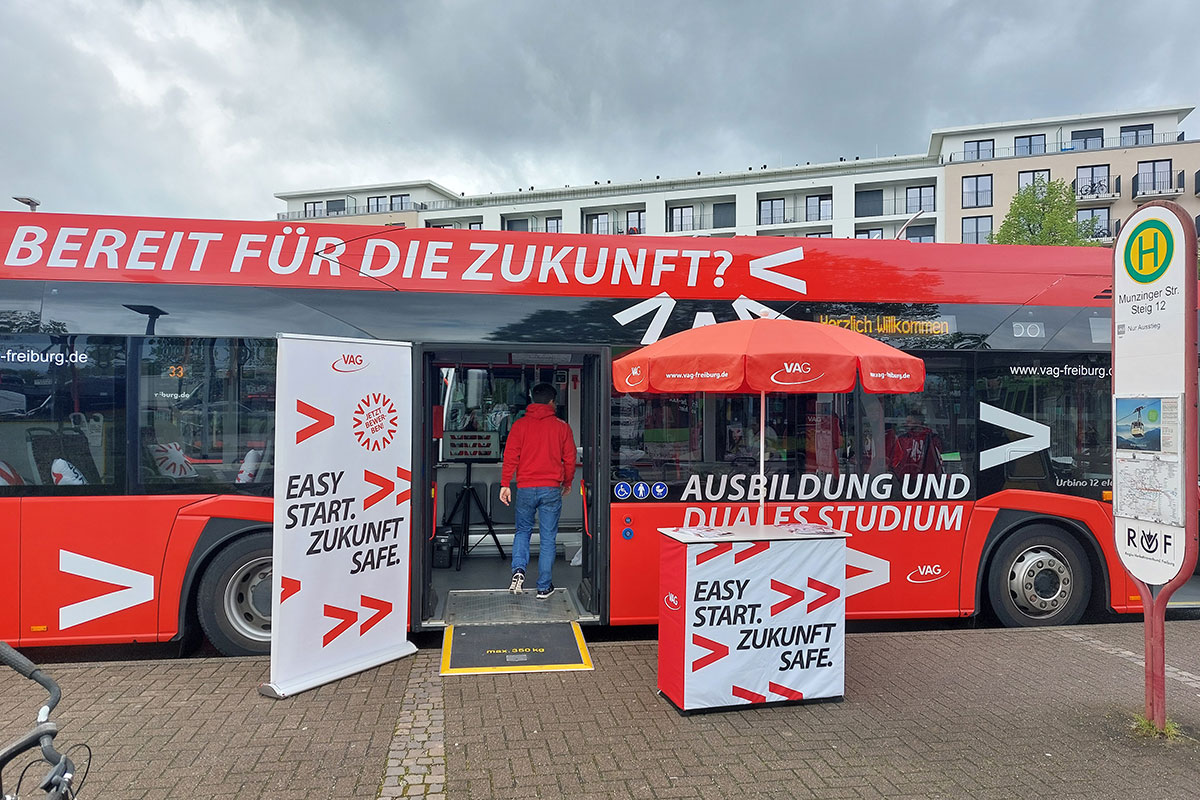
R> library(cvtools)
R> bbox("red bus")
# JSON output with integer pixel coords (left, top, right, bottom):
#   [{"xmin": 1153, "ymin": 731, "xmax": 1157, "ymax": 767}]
[{"xmin": 0, "ymin": 211, "xmax": 1189, "ymax": 656}]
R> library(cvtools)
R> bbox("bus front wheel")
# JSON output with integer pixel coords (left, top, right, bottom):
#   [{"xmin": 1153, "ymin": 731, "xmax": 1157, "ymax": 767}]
[
  {"xmin": 987, "ymin": 525, "xmax": 1091, "ymax": 627},
  {"xmin": 197, "ymin": 532, "xmax": 273, "ymax": 656}
]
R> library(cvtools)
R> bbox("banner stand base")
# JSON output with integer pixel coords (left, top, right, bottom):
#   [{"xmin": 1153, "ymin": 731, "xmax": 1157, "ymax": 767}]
[
  {"xmin": 657, "ymin": 689, "xmax": 844, "ymax": 716},
  {"xmin": 259, "ymin": 640, "xmax": 418, "ymax": 700}
]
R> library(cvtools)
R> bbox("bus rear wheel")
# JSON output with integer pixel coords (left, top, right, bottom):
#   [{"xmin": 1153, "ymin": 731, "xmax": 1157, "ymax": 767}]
[
  {"xmin": 198, "ymin": 532, "xmax": 273, "ymax": 656},
  {"xmin": 987, "ymin": 525, "xmax": 1090, "ymax": 627}
]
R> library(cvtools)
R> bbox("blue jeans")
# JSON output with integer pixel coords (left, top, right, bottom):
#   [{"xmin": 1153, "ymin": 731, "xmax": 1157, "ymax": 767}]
[{"xmin": 512, "ymin": 486, "xmax": 561, "ymax": 591}]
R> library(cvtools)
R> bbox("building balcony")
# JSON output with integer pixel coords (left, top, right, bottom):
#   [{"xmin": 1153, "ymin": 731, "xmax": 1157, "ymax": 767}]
[
  {"xmin": 277, "ymin": 200, "xmax": 423, "ymax": 220},
  {"xmin": 1082, "ymin": 226, "xmax": 1116, "ymax": 244},
  {"xmin": 586, "ymin": 223, "xmax": 649, "ymax": 235},
  {"xmin": 666, "ymin": 213, "xmax": 738, "ymax": 234},
  {"xmin": 1132, "ymin": 170, "xmax": 1185, "ymax": 201},
  {"xmin": 757, "ymin": 213, "xmax": 835, "ymax": 228},
  {"xmin": 946, "ymin": 131, "xmax": 1183, "ymax": 162},
  {"xmin": 1073, "ymin": 175, "xmax": 1120, "ymax": 205},
  {"xmin": 853, "ymin": 199, "xmax": 937, "ymax": 219}
]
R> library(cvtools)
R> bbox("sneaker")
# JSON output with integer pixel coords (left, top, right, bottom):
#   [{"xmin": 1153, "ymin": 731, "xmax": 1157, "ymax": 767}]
[
  {"xmin": 508, "ymin": 570, "xmax": 525, "ymax": 594},
  {"xmin": 536, "ymin": 585, "xmax": 554, "ymax": 600}
]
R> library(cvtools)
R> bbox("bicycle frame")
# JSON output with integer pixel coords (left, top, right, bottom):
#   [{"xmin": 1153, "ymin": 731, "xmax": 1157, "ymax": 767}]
[{"xmin": 0, "ymin": 643, "xmax": 76, "ymax": 799}]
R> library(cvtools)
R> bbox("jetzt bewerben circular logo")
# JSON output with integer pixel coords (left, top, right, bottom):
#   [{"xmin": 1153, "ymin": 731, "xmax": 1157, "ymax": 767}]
[
  {"xmin": 1123, "ymin": 219, "xmax": 1174, "ymax": 284},
  {"xmin": 352, "ymin": 392, "xmax": 398, "ymax": 451}
]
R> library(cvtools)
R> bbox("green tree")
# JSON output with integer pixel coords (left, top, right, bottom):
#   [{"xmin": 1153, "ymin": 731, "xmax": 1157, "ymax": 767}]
[{"xmin": 990, "ymin": 178, "xmax": 1106, "ymax": 246}]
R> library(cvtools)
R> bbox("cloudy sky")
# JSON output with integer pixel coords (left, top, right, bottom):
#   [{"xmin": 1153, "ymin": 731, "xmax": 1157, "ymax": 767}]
[{"xmin": 3, "ymin": 0, "xmax": 1198, "ymax": 221}]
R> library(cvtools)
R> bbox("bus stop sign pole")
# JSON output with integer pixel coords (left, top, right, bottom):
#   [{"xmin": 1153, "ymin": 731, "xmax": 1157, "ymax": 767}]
[{"xmin": 1111, "ymin": 200, "xmax": 1199, "ymax": 732}]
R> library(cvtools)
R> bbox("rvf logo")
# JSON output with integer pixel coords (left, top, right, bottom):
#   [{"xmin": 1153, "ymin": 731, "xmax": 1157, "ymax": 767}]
[{"xmin": 1128, "ymin": 526, "xmax": 1171, "ymax": 554}]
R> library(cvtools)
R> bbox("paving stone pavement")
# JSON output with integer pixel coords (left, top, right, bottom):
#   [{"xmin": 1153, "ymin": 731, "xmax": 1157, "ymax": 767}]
[{"xmin": 4, "ymin": 620, "xmax": 1200, "ymax": 799}]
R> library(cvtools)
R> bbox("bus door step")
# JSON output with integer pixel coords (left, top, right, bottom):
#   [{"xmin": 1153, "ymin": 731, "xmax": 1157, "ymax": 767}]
[{"xmin": 440, "ymin": 620, "xmax": 593, "ymax": 675}]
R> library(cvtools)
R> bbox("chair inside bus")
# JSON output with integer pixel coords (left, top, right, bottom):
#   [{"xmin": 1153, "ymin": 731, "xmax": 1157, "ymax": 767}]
[{"xmin": 26, "ymin": 427, "xmax": 102, "ymax": 486}]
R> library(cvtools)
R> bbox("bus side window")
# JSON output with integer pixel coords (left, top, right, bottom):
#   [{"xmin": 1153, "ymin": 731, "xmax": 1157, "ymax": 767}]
[
  {"xmin": 137, "ymin": 337, "xmax": 275, "ymax": 491},
  {"xmin": 0, "ymin": 334, "xmax": 124, "ymax": 491}
]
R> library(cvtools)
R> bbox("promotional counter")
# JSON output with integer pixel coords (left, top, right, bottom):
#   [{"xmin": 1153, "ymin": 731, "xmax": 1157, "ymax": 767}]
[{"xmin": 657, "ymin": 523, "xmax": 849, "ymax": 712}]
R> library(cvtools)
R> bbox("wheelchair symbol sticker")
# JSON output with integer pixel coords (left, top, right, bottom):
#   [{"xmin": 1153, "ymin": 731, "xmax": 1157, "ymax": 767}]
[
  {"xmin": 633, "ymin": 482, "xmax": 651, "ymax": 500},
  {"xmin": 614, "ymin": 482, "xmax": 632, "ymax": 500},
  {"xmin": 651, "ymin": 482, "xmax": 668, "ymax": 499}
]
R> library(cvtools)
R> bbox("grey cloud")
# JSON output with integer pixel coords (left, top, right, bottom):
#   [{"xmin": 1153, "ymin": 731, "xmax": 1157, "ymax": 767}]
[{"xmin": 3, "ymin": 0, "xmax": 1198, "ymax": 218}]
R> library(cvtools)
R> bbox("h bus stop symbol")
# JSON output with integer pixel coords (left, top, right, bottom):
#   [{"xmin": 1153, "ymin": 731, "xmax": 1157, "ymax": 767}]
[{"xmin": 1125, "ymin": 220, "xmax": 1174, "ymax": 283}]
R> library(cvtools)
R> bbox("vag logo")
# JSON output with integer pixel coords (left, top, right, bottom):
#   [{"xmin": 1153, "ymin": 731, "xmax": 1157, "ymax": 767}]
[
  {"xmin": 906, "ymin": 564, "xmax": 948, "ymax": 584},
  {"xmin": 770, "ymin": 361, "xmax": 822, "ymax": 386},
  {"xmin": 332, "ymin": 354, "xmax": 368, "ymax": 373},
  {"xmin": 663, "ymin": 592, "xmax": 680, "ymax": 611}
]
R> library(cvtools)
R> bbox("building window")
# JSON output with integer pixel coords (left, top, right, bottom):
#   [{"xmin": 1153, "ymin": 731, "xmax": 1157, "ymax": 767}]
[
  {"xmin": 303, "ymin": 201, "xmax": 323, "ymax": 217},
  {"xmin": 759, "ymin": 198, "xmax": 785, "ymax": 225},
  {"xmin": 1077, "ymin": 208, "xmax": 1110, "ymax": 239},
  {"xmin": 1121, "ymin": 124, "xmax": 1153, "ymax": 146},
  {"xmin": 1018, "ymin": 170, "xmax": 1051, "ymax": 190},
  {"xmin": 855, "ymin": 228, "xmax": 884, "ymax": 239},
  {"xmin": 468, "ymin": 222, "xmax": 483, "ymax": 230},
  {"xmin": 712, "ymin": 202, "xmax": 736, "ymax": 229},
  {"xmin": 325, "ymin": 199, "xmax": 346, "ymax": 215},
  {"xmin": 1138, "ymin": 160, "xmax": 1174, "ymax": 193},
  {"xmin": 905, "ymin": 186, "xmax": 935, "ymax": 213},
  {"xmin": 964, "ymin": 139, "xmax": 994, "ymax": 160},
  {"xmin": 1015, "ymin": 134, "xmax": 1046, "ymax": 156},
  {"xmin": 586, "ymin": 213, "xmax": 610, "ymax": 234},
  {"xmin": 905, "ymin": 224, "xmax": 935, "ymax": 243},
  {"xmin": 626, "ymin": 210, "xmax": 646, "ymax": 234},
  {"xmin": 962, "ymin": 216, "xmax": 992, "ymax": 244},
  {"xmin": 962, "ymin": 175, "xmax": 992, "ymax": 208},
  {"xmin": 669, "ymin": 206, "xmax": 695, "ymax": 232},
  {"xmin": 805, "ymin": 195, "xmax": 831, "ymax": 222},
  {"xmin": 505, "ymin": 218, "xmax": 529, "ymax": 232},
  {"xmin": 545, "ymin": 217, "xmax": 562, "ymax": 234},
  {"xmin": 807, "ymin": 231, "xmax": 833, "ymax": 238},
  {"xmin": 855, "ymin": 190, "xmax": 884, "ymax": 218},
  {"xmin": 390, "ymin": 194, "xmax": 411, "ymax": 211},
  {"xmin": 1075, "ymin": 165, "xmax": 1109, "ymax": 195},
  {"xmin": 366, "ymin": 196, "xmax": 386, "ymax": 213},
  {"xmin": 1071, "ymin": 128, "xmax": 1103, "ymax": 150}
]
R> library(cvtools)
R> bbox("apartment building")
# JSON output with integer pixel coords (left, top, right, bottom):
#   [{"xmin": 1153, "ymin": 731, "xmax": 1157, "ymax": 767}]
[
  {"xmin": 939, "ymin": 106, "xmax": 1200, "ymax": 244},
  {"xmin": 276, "ymin": 105, "xmax": 1199, "ymax": 245}
]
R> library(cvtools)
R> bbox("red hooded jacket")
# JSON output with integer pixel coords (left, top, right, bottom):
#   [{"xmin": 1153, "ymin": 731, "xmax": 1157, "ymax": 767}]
[{"xmin": 501, "ymin": 403, "xmax": 577, "ymax": 488}]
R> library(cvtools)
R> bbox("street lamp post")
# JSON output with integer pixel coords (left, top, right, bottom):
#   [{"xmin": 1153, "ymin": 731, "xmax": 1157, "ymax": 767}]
[{"xmin": 12, "ymin": 196, "xmax": 40, "ymax": 212}]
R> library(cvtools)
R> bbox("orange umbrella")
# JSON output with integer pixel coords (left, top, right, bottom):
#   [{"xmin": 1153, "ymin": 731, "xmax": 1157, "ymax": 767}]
[
  {"xmin": 613, "ymin": 318, "xmax": 925, "ymax": 395},
  {"xmin": 613, "ymin": 318, "xmax": 926, "ymax": 524}
]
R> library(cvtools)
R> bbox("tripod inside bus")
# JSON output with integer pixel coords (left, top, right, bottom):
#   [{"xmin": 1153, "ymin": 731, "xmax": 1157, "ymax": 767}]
[{"xmin": 442, "ymin": 460, "xmax": 504, "ymax": 569}]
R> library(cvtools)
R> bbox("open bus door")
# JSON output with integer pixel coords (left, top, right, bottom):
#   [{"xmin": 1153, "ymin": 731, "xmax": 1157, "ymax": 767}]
[
  {"xmin": 413, "ymin": 344, "xmax": 606, "ymax": 629},
  {"xmin": 575, "ymin": 350, "xmax": 610, "ymax": 618}
]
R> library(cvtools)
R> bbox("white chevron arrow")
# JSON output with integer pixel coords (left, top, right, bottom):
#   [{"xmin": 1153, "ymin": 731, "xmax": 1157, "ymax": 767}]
[
  {"xmin": 979, "ymin": 402, "xmax": 1051, "ymax": 470},
  {"xmin": 733, "ymin": 295, "xmax": 789, "ymax": 321},
  {"xmin": 612, "ymin": 292, "xmax": 677, "ymax": 344},
  {"xmin": 748, "ymin": 246, "xmax": 807, "ymax": 295},
  {"xmin": 59, "ymin": 551, "xmax": 155, "ymax": 629}
]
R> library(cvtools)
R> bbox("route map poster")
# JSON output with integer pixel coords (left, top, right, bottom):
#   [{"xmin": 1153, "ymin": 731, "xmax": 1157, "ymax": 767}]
[{"xmin": 263, "ymin": 334, "xmax": 417, "ymax": 698}]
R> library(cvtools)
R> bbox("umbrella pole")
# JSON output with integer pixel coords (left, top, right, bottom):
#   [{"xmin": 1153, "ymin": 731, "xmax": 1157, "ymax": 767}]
[{"xmin": 759, "ymin": 391, "xmax": 766, "ymax": 528}]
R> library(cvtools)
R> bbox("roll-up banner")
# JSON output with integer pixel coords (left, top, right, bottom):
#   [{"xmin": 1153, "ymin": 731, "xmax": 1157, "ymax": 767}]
[{"xmin": 262, "ymin": 334, "xmax": 417, "ymax": 699}]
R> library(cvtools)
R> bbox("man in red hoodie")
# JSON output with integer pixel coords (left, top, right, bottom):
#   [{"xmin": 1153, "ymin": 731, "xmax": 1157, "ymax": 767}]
[{"xmin": 499, "ymin": 383, "xmax": 577, "ymax": 598}]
